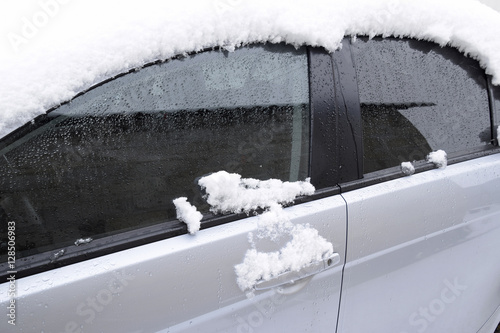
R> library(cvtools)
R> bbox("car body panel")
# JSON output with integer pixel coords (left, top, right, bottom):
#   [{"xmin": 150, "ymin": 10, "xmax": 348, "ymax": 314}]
[
  {"xmin": 338, "ymin": 154, "xmax": 500, "ymax": 333},
  {"xmin": 0, "ymin": 195, "xmax": 347, "ymax": 332}
]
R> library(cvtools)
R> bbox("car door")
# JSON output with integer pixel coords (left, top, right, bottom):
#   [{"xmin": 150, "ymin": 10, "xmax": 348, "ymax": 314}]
[
  {"xmin": 0, "ymin": 44, "xmax": 347, "ymax": 332},
  {"xmin": 336, "ymin": 37, "xmax": 500, "ymax": 333}
]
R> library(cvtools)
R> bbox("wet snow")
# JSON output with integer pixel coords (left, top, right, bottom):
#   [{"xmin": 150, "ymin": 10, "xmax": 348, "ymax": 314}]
[
  {"xmin": 401, "ymin": 162, "xmax": 415, "ymax": 176},
  {"xmin": 174, "ymin": 171, "xmax": 331, "ymax": 293},
  {"xmin": 427, "ymin": 150, "xmax": 448, "ymax": 168},
  {"xmin": 173, "ymin": 197, "xmax": 203, "ymax": 235}
]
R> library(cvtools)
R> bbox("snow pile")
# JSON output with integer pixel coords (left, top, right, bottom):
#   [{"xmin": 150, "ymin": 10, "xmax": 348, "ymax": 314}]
[
  {"xmin": 197, "ymin": 171, "xmax": 330, "ymax": 292},
  {"xmin": 1, "ymin": 0, "xmax": 500, "ymax": 138},
  {"xmin": 427, "ymin": 150, "xmax": 448, "ymax": 168},
  {"xmin": 401, "ymin": 162, "xmax": 415, "ymax": 176},
  {"xmin": 198, "ymin": 171, "xmax": 315, "ymax": 214},
  {"xmin": 173, "ymin": 171, "xmax": 331, "ymax": 292},
  {"xmin": 173, "ymin": 197, "xmax": 203, "ymax": 234},
  {"xmin": 235, "ymin": 223, "xmax": 333, "ymax": 292}
]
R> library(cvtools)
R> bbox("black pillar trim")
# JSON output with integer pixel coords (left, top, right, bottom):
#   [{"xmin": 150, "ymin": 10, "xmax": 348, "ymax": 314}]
[
  {"xmin": 308, "ymin": 47, "xmax": 338, "ymax": 188},
  {"xmin": 331, "ymin": 38, "xmax": 364, "ymax": 182},
  {"xmin": 487, "ymin": 75, "xmax": 498, "ymax": 146}
]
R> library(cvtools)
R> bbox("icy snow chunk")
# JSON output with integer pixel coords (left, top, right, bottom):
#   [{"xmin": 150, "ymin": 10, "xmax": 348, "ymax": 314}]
[
  {"xmin": 235, "ymin": 224, "xmax": 333, "ymax": 292},
  {"xmin": 198, "ymin": 171, "xmax": 314, "ymax": 214},
  {"xmin": 401, "ymin": 162, "xmax": 415, "ymax": 176},
  {"xmin": 50, "ymin": 249, "xmax": 66, "ymax": 263},
  {"xmin": 427, "ymin": 150, "xmax": 447, "ymax": 168},
  {"xmin": 173, "ymin": 197, "xmax": 202, "ymax": 234},
  {"xmin": 74, "ymin": 237, "xmax": 93, "ymax": 246}
]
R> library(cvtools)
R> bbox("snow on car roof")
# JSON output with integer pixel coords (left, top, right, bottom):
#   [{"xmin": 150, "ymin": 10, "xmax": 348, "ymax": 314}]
[{"xmin": 1, "ymin": 0, "xmax": 500, "ymax": 138}]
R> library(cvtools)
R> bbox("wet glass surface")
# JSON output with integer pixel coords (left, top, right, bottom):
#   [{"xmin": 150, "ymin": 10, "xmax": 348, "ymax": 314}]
[
  {"xmin": 0, "ymin": 44, "xmax": 310, "ymax": 258},
  {"xmin": 351, "ymin": 38, "xmax": 490, "ymax": 173}
]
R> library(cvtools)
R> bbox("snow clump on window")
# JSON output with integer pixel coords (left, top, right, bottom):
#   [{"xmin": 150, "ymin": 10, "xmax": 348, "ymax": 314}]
[
  {"xmin": 401, "ymin": 162, "xmax": 415, "ymax": 176},
  {"xmin": 74, "ymin": 237, "xmax": 93, "ymax": 246},
  {"xmin": 173, "ymin": 197, "xmax": 203, "ymax": 234},
  {"xmin": 427, "ymin": 150, "xmax": 447, "ymax": 168},
  {"xmin": 198, "ymin": 171, "xmax": 315, "ymax": 214}
]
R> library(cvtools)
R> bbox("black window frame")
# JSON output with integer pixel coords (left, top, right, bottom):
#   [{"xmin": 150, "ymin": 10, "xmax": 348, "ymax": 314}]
[{"xmin": 0, "ymin": 44, "xmax": 341, "ymax": 280}]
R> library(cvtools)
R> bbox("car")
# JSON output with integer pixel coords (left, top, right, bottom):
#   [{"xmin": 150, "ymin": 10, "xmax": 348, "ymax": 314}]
[{"xmin": 1, "ymin": 1, "xmax": 500, "ymax": 332}]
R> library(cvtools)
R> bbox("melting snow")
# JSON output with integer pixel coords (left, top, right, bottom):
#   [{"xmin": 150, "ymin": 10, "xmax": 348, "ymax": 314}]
[
  {"xmin": 427, "ymin": 150, "xmax": 448, "ymax": 168},
  {"xmin": 255, "ymin": 203, "xmax": 294, "ymax": 242},
  {"xmin": 74, "ymin": 237, "xmax": 93, "ymax": 246},
  {"xmin": 49, "ymin": 249, "xmax": 66, "ymax": 262},
  {"xmin": 198, "ymin": 171, "xmax": 315, "ymax": 214},
  {"xmin": 173, "ymin": 197, "xmax": 203, "ymax": 234},
  {"xmin": 1, "ymin": 0, "xmax": 500, "ymax": 137},
  {"xmin": 198, "ymin": 171, "xmax": 329, "ymax": 293},
  {"xmin": 174, "ymin": 171, "xmax": 330, "ymax": 293},
  {"xmin": 235, "ymin": 223, "xmax": 333, "ymax": 292},
  {"xmin": 401, "ymin": 162, "xmax": 415, "ymax": 176}
]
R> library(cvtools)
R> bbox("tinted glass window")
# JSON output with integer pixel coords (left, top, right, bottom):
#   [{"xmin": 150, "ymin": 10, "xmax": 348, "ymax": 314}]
[
  {"xmin": 0, "ymin": 44, "xmax": 310, "ymax": 259},
  {"xmin": 351, "ymin": 38, "xmax": 490, "ymax": 174}
]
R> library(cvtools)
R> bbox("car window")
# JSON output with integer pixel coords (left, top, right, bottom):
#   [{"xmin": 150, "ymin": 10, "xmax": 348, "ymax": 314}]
[
  {"xmin": 0, "ymin": 44, "xmax": 310, "ymax": 261},
  {"xmin": 351, "ymin": 37, "xmax": 491, "ymax": 174}
]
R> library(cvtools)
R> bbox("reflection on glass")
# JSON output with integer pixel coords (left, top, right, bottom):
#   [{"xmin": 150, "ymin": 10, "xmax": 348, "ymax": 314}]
[
  {"xmin": 0, "ymin": 44, "xmax": 310, "ymax": 259},
  {"xmin": 352, "ymin": 37, "xmax": 491, "ymax": 174}
]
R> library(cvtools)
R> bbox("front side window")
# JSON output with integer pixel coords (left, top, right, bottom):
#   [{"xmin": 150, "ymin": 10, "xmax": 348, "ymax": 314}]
[
  {"xmin": 351, "ymin": 38, "xmax": 491, "ymax": 174},
  {"xmin": 0, "ymin": 44, "xmax": 310, "ymax": 261}
]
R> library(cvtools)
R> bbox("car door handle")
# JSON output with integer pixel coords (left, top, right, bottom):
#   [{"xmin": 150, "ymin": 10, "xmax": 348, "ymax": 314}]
[{"xmin": 254, "ymin": 252, "xmax": 341, "ymax": 291}]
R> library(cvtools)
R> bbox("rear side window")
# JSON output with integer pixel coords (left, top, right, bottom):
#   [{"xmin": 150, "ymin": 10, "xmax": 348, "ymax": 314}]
[
  {"xmin": 351, "ymin": 37, "xmax": 491, "ymax": 174},
  {"xmin": 0, "ymin": 44, "xmax": 310, "ymax": 260}
]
